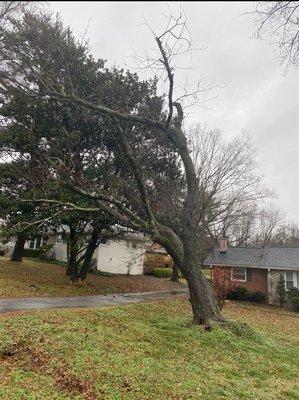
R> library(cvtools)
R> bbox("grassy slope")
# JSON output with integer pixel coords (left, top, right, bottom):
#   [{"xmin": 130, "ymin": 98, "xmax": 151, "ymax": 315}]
[
  {"xmin": 0, "ymin": 299, "xmax": 298, "ymax": 400},
  {"xmin": 0, "ymin": 257, "xmax": 183, "ymax": 298}
]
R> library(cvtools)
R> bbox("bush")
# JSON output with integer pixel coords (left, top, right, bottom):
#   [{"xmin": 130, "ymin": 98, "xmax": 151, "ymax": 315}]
[
  {"xmin": 23, "ymin": 248, "xmax": 40, "ymax": 258},
  {"xmin": 153, "ymin": 268, "xmax": 172, "ymax": 278},
  {"xmin": 39, "ymin": 244, "xmax": 55, "ymax": 260},
  {"xmin": 247, "ymin": 291, "xmax": 266, "ymax": 304},
  {"xmin": 287, "ymin": 287, "xmax": 299, "ymax": 300},
  {"xmin": 227, "ymin": 286, "xmax": 249, "ymax": 301},
  {"xmin": 23, "ymin": 244, "xmax": 54, "ymax": 260},
  {"xmin": 288, "ymin": 288, "xmax": 299, "ymax": 311},
  {"xmin": 0, "ymin": 243, "xmax": 9, "ymax": 256},
  {"xmin": 212, "ymin": 266, "xmax": 236, "ymax": 310},
  {"xmin": 290, "ymin": 297, "xmax": 299, "ymax": 311}
]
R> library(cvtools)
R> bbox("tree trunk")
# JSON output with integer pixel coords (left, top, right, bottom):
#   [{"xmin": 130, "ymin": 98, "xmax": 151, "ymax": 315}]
[
  {"xmin": 68, "ymin": 225, "xmax": 78, "ymax": 282},
  {"xmin": 66, "ymin": 240, "xmax": 70, "ymax": 275},
  {"xmin": 10, "ymin": 233, "xmax": 26, "ymax": 262},
  {"xmin": 180, "ymin": 207, "xmax": 223, "ymax": 324},
  {"xmin": 163, "ymin": 123, "xmax": 224, "ymax": 325},
  {"xmin": 170, "ymin": 264, "xmax": 179, "ymax": 281},
  {"xmin": 78, "ymin": 226, "xmax": 100, "ymax": 281},
  {"xmin": 182, "ymin": 262, "xmax": 223, "ymax": 324},
  {"xmin": 155, "ymin": 226, "xmax": 223, "ymax": 325}
]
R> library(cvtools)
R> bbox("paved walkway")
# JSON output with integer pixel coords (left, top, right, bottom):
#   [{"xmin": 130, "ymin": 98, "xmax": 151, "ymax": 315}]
[{"xmin": 0, "ymin": 288, "xmax": 189, "ymax": 313}]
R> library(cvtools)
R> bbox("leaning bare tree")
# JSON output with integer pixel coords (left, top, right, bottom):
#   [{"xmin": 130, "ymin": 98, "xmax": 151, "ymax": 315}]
[
  {"xmin": 0, "ymin": 12, "xmax": 226, "ymax": 324},
  {"xmin": 249, "ymin": 1, "xmax": 299, "ymax": 70}
]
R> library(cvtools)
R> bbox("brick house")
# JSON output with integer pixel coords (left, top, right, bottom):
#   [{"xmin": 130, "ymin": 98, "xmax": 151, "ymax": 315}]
[{"xmin": 204, "ymin": 238, "xmax": 299, "ymax": 305}]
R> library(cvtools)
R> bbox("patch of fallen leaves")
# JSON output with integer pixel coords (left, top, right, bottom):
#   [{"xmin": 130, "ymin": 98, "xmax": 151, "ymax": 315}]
[
  {"xmin": 0, "ymin": 257, "xmax": 184, "ymax": 299},
  {"xmin": 123, "ymin": 376, "xmax": 133, "ymax": 392},
  {"xmin": 54, "ymin": 366, "xmax": 96, "ymax": 399},
  {"xmin": 0, "ymin": 336, "xmax": 31, "ymax": 363},
  {"xmin": 223, "ymin": 301, "xmax": 299, "ymax": 338},
  {"xmin": 0, "ymin": 334, "xmax": 96, "ymax": 399}
]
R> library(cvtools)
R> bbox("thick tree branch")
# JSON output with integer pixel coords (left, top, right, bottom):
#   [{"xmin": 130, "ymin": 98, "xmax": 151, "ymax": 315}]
[{"xmin": 114, "ymin": 120, "xmax": 157, "ymax": 233}]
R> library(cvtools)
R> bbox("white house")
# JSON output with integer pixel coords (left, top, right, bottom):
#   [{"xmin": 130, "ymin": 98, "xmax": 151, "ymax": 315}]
[
  {"xmin": 8, "ymin": 229, "xmax": 153, "ymax": 275},
  {"xmin": 96, "ymin": 233, "xmax": 149, "ymax": 275}
]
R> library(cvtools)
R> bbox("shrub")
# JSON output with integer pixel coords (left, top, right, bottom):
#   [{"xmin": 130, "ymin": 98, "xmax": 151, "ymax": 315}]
[
  {"xmin": 23, "ymin": 248, "xmax": 40, "ymax": 258},
  {"xmin": 227, "ymin": 286, "xmax": 249, "ymax": 301},
  {"xmin": 276, "ymin": 273, "xmax": 287, "ymax": 307},
  {"xmin": 23, "ymin": 244, "xmax": 54, "ymax": 260},
  {"xmin": 247, "ymin": 291, "xmax": 266, "ymax": 304},
  {"xmin": 153, "ymin": 268, "xmax": 172, "ymax": 278},
  {"xmin": 288, "ymin": 288, "xmax": 299, "ymax": 311},
  {"xmin": 39, "ymin": 244, "xmax": 55, "ymax": 260},
  {"xmin": 287, "ymin": 287, "xmax": 299, "ymax": 300},
  {"xmin": 290, "ymin": 297, "xmax": 299, "ymax": 311},
  {"xmin": 0, "ymin": 243, "xmax": 8, "ymax": 256},
  {"xmin": 212, "ymin": 266, "xmax": 236, "ymax": 310}
]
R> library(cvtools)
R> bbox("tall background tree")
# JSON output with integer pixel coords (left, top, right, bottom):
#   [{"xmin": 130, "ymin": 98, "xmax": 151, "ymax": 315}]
[{"xmin": 249, "ymin": 1, "xmax": 299, "ymax": 70}]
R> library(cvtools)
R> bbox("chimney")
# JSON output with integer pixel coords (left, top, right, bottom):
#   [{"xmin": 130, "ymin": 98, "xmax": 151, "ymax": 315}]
[{"xmin": 219, "ymin": 237, "xmax": 228, "ymax": 253}]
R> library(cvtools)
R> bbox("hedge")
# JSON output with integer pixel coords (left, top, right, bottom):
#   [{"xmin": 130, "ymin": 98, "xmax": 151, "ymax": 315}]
[
  {"xmin": 247, "ymin": 291, "xmax": 266, "ymax": 304},
  {"xmin": 23, "ymin": 244, "xmax": 55, "ymax": 260},
  {"xmin": 227, "ymin": 286, "xmax": 248, "ymax": 301},
  {"xmin": 23, "ymin": 248, "xmax": 41, "ymax": 258},
  {"xmin": 153, "ymin": 268, "xmax": 172, "ymax": 278},
  {"xmin": 288, "ymin": 288, "xmax": 299, "ymax": 311},
  {"xmin": 227, "ymin": 286, "xmax": 266, "ymax": 304}
]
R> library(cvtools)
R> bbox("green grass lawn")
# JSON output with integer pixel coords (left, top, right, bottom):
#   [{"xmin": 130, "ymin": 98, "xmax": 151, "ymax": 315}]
[{"xmin": 0, "ymin": 299, "xmax": 298, "ymax": 399}]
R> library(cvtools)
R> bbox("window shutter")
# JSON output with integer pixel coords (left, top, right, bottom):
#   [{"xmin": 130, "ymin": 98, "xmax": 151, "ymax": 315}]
[{"xmin": 247, "ymin": 268, "xmax": 252, "ymax": 281}]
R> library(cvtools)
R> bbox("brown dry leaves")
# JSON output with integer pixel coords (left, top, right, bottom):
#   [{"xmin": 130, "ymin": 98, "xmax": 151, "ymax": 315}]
[
  {"xmin": 223, "ymin": 300, "xmax": 299, "ymax": 338},
  {"xmin": 0, "ymin": 335, "xmax": 97, "ymax": 399},
  {"xmin": 0, "ymin": 257, "xmax": 183, "ymax": 298}
]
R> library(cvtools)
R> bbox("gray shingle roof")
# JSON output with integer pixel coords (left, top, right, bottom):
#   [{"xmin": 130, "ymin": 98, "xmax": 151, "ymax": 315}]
[{"xmin": 204, "ymin": 246, "xmax": 299, "ymax": 270}]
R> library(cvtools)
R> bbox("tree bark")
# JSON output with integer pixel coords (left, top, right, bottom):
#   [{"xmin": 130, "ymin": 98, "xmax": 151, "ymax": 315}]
[
  {"xmin": 165, "ymin": 123, "xmax": 223, "ymax": 325},
  {"xmin": 78, "ymin": 226, "xmax": 100, "ymax": 281},
  {"xmin": 10, "ymin": 233, "xmax": 26, "ymax": 262},
  {"xmin": 170, "ymin": 264, "xmax": 179, "ymax": 281},
  {"xmin": 154, "ymin": 225, "xmax": 223, "ymax": 325},
  {"xmin": 68, "ymin": 225, "xmax": 79, "ymax": 282},
  {"xmin": 180, "ymin": 191, "xmax": 223, "ymax": 324},
  {"xmin": 182, "ymin": 262, "xmax": 223, "ymax": 324}
]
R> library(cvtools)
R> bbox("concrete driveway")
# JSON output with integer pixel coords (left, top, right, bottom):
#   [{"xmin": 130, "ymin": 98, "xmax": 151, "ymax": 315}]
[{"xmin": 0, "ymin": 288, "xmax": 189, "ymax": 313}]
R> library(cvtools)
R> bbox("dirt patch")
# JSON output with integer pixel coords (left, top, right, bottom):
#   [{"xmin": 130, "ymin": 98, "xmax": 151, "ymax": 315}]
[
  {"xmin": 54, "ymin": 366, "xmax": 96, "ymax": 399},
  {"xmin": 0, "ymin": 336, "xmax": 49, "ymax": 372},
  {"xmin": 1, "ymin": 335, "xmax": 96, "ymax": 399},
  {"xmin": 0, "ymin": 337, "xmax": 31, "ymax": 363}
]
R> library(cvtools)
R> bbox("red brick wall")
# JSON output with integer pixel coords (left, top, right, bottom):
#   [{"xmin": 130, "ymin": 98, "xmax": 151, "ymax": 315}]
[
  {"xmin": 212, "ymin": 266, "xmax": 268, "ymax": 295},
  {"xmin": 239, "ymin": 268, "xmax": 267, "ymax": 294}
]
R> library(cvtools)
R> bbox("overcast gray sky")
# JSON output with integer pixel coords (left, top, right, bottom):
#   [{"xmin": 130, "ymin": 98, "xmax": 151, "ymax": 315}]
[{"xmin": 49, "ymin": 1, "xmax": 299, "ymax": 224}]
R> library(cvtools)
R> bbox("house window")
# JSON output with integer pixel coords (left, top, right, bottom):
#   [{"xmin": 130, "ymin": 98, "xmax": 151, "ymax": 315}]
[
  {"xmin": 284, "ymin": 271, "xmax": 298, "ymax": 290},
  {"xmin": 231, "ymin": 267, "xmax": 247, "ymax": 282},
  {"xmin": 29, "ymin": 236, "xmax": 47, "ymax": 250}
]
